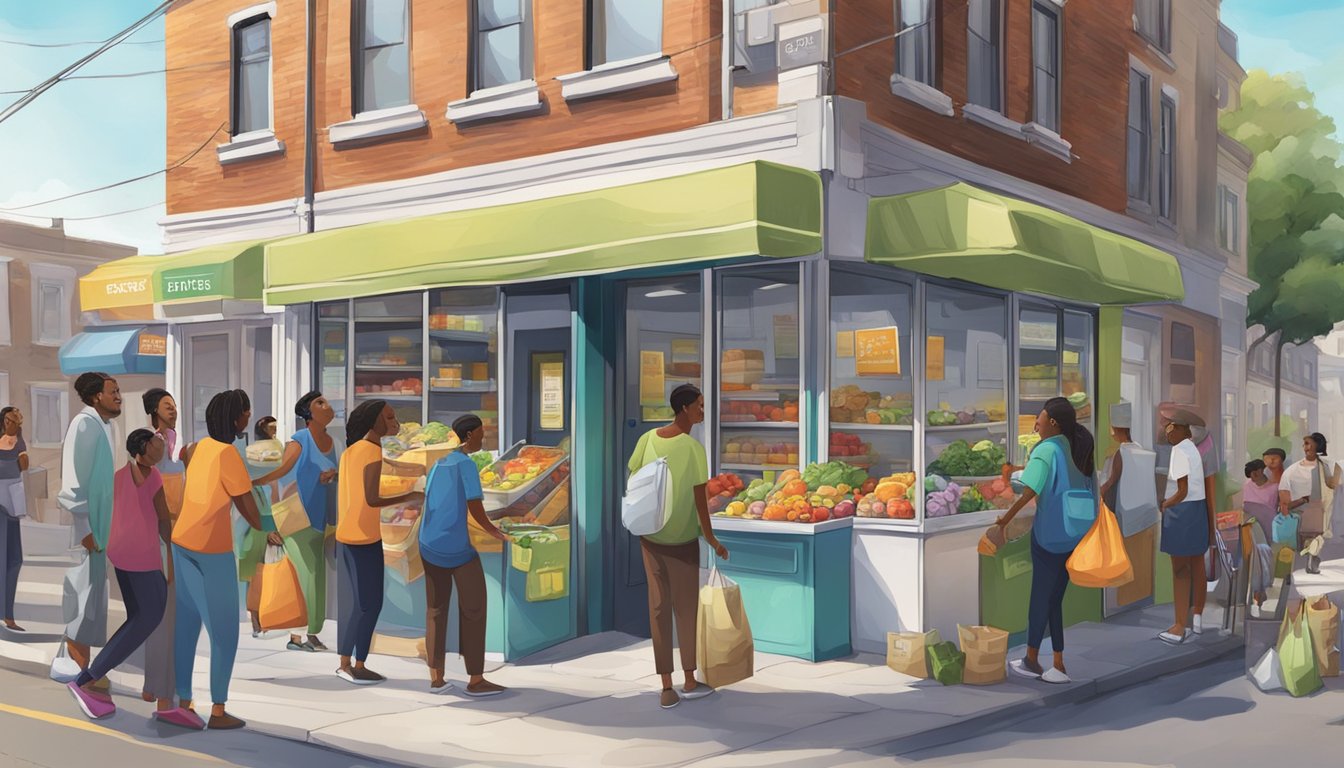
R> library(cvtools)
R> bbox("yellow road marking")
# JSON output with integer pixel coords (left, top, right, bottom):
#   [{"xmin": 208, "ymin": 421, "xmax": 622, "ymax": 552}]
[{"xmin": 0, "ymin": 702, "xmax": 229, "ymax": 765}]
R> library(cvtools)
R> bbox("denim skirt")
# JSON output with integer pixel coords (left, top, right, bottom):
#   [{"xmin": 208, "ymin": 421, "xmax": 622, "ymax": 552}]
[{"xmin": 1160, "ymin": 498, "xmax": 1210, "ymax": 557}]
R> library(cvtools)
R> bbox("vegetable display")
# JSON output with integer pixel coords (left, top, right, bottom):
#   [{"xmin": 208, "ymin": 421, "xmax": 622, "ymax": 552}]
[
  {"xmin": 470, "ymin": 451, "xmax": 494, "ymax": 472},
  {"xmin": 802, "ymin": 461, "xmax": 868, "ymax": 491},
  {"xmin": 926, "ymin": 439, "xmax": 1007, "ymax": 478},
  {"xmin": 382, "ymin": 421, "xmax": 456, "ymax": 459},
  {"xmin": 718, "ymin": 464, "xmax": 872, "ymax": 524}
]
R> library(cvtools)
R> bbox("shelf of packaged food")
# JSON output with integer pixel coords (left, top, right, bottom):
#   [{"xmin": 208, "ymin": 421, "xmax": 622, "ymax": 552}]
[
  {"xmin": 721, "ymin": 391, "xmax": 799, "ymax": 402},
  {"xmin": 429, "ymin": 329, "xmax": 492, "ymax": 344},
  {"xmin": 710, "ymin": 516, "xmax": 853, "ymax": 535},
  {"xmin": 355, "ymin": 364, "xmax": 423, "ymax": 372},
  {"xmin": 356, "ymin": 316, "xmax": 422, "ymax": 324},
  {"xmin": 430, "ymin": 384, "xmax": 497, "ymax": 394},
  {"xmin": 354, "ymin": 393, "xmax": 422, "ymax": 403},
  {"xmin": 830, "ymin": 423, "xmax": 914, "ymax": 432},
  {"xmin": 665, "ymin": 374, "xmax": 702, "ymax": 383},
  {"xmin": 720, "ymin": 421, "xmax": 799, "ymax": 429},
  {"xmin": 720, "ymin": 462, "xmax": 798, "ymax": 473},
  {"xmin": 926, "ymin": 421, "xmax": 1009, "ymax": 433}
]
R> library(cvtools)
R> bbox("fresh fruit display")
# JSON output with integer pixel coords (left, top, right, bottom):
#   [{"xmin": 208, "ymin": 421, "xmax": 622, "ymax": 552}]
[
  {"xmin": 470, "ymin": 451, "xmax": 494, "ymax": 472},
  {"xmin": 829, "ymin": 432, "xmax": 874, "ymax": 462},
  {"xmin": 720, "ymin": 464, "xmax": 869, "ymax": 524},
  {"xmin": 245, "ymin": 439, "xmax": 284, "ymax": 466},
  {"xmin": 830, "ymin": 386, "xmax": 913, "ymax": 425},
  {"xmin": 801, "ymin": 461, "xmax": 869, "ymax": 490},
  {"xmin": 481, "ymin": 446, "xmax": 565, "ymax": 491},
  {"xmin": 721, "ymin": 437, "xmax": 800, "ymax": 467},
  {"xmin": 707, "ymin": 473, "xmax": 745, "ymax": 513},
  {"xmin": 975, "ymin": 476, "xmax": 1017, "ymax": 509},
  {"xmin": 1018, "ymin": 432, "xmax": 1042, "ymax": 453},
  {"xmin": 958, "ymin": 486, "xmax": 991, "ymax": 514},
  {"xmin": 382, "ymin": 421, "xmax": 455, "ymax": 459},
  {"xmin": 722, "ymin": 398, "xmax": 800, "ymax": 423},
  {"xmin": 738, "ymin": 478, "xmax": 773, "ymax": 504},
  {"xmin": 927, "ymin": 439, "xmax": 1007, "ymax": 478}
]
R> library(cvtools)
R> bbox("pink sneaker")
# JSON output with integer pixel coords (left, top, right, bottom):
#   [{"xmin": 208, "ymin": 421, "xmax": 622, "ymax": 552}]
[
  {"xmin": 68, "ymin": 682, "xmax": 115, "ymax": 720},
  {"xmin": 153, "ymin": 707, "xmax": 207, "ymax": 730}
]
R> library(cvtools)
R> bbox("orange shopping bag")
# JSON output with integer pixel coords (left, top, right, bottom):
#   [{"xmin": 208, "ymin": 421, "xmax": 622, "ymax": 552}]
[
  {"xmin": 257, "ymin": 546, "xmax": 308, "ymax": 631},
  {"xmin": 1066, "ymin": 502, "xmax": 1134, "ymax": 588}
]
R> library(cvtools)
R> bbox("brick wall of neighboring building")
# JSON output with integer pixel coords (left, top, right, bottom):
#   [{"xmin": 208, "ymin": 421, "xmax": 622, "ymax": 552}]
[{"xmin": 833, "ymin": 0, "xmax": 1132, "ymax": 213}]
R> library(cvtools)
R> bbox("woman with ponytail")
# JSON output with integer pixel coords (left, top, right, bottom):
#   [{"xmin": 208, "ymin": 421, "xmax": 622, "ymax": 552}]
[{"xmin": 996, "ymin": 397, "xmax": 1095, "ymax": 684}]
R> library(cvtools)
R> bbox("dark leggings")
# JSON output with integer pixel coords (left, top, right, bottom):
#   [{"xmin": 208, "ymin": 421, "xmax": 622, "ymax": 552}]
[
  {"xmin": 2, "ymin": 516, "xmax": 22, "ymax": 619},
  {"xmin": 79, "ymin": 568, "xmax": 167, "ymax": 685},
  {"xmin": 337, "ymin": 542, "xmax": 384, "ymax": 661},
  {"xmin": 1027, "ymin": 536, "xmax": 1072, "ymax": 653}
]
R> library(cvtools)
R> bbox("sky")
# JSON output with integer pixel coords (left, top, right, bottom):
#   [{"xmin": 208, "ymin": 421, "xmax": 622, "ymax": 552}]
[{"xmin": 1, "ymin": 2, "xmax": 1343, "ymax": 255}]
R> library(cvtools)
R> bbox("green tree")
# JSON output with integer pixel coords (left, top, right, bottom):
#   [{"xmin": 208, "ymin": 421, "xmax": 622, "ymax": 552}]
[{"xmin": 1222, "ymin": 71, "xmax": 1344, "ymax": 434}]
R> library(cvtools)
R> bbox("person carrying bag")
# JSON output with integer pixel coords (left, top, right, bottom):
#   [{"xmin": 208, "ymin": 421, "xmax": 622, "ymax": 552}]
[{"xmin": 696, "ymin": 559, "xmax": 754, "ymax": 689}]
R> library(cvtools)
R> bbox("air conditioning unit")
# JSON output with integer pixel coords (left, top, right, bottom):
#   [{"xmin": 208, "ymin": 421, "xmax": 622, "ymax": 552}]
[{"xmin": 732, "ymin": 0, "xmax": 824, "ymax": 74}]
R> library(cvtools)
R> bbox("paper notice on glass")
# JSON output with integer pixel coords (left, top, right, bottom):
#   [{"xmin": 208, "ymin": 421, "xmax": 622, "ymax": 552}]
[
  {"xmin": 856, "ymin": 327, "xmax": 901, "ymax": 376},
  {"xmin": 640, "ymin": 350, "xmax": 666, "ymax": 406},
  {"xmin": 926, "ymin": 336, "xmax": 945, "ymax": 381},
  {"xmin": 321, "ymin": 369, "xmax": 346, "ymax": 400},
  {"xmin": 773, "ymin": 315, "xmax": 799, "ymax": 359},
  {"xmin": 835, "ymin": 331, "xmax": 855, "ymax": 358},
  {"xmin": 671, "ymin": 338, "xmax": 699, "ymax": 364},
  {"xmin": 540, "ymin": 361, "xmax": 565, "ymax": 430}
]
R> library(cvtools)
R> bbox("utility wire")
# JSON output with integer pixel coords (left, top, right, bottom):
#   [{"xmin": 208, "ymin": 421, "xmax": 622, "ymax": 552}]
[
  {"xmin": 0, "ymin": 37, "xmax": 164, "ymax": 48},
  {"xmin": 0, "ymin": 200, "xmax": 163, "ymax": 222},
  {"xmin": 0, "ymin": 0, "xmax": 176, "ymax": 127},
  {"xmin": 0, "ymin": 121, "xmax": 227, "ymax": 212},
  {"xmin": 0, "ymin": 60, "xmax": 230, "ymax": 95}
]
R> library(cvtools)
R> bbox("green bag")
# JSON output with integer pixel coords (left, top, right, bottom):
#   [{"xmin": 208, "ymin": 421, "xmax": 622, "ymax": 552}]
[
  {"xmin": 1278, "ymin": 603, "xmax": 1324, "ymax": 698},
  {"xmin": 927, "ymin": 641, "xmax": 965, "ymax": 686}
]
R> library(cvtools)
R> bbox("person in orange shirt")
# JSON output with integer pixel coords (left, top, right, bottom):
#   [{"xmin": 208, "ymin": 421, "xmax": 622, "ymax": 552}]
[{"xmin": 161, "ymin": 390, "xmax": 263, "ymax": 732}]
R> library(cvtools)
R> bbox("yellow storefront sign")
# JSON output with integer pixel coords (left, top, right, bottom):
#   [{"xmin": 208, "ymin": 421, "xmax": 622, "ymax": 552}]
[{"xmin": 856, "ymin": 326, "xmax": 901, "ymax": 377}]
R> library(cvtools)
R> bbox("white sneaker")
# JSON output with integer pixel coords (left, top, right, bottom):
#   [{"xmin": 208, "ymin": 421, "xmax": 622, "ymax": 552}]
[
  {"xmin": 1192, "ymin": 615, "xmax": 1203, "ymax": 635},
  {"xmin": 681, "ymin": 684, "xmax": 715, "ymax": 701},
  {"xmin": 430, "ymin": 681, "xmax": 455, "ymax": 695},
  {"xmin": 1158, "ymin": 630, "xmax": 1188, "ymax": 645},
  {"xmin": 1009, "ymin": 658, "xmax": 1044, "ymax": 679},
  {"xmin": 1041, "ymin": 667, "xmax": 1072, "ymax": 685}
]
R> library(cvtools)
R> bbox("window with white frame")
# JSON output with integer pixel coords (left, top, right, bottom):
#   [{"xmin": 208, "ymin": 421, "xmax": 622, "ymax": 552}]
[
  {"xmin": 967, "ymin": 0, "xmax": 1001, "ymax": 111},
  {"xmin": 591, "ymin": 0, "xmax": 663, "ymax": 67},
  {"xmin": 1135, "ymin": 0, "xmax": 1171, "ymax": 52},
  {"xmin": 28, "ymin": 264, "xmax": 74, "ymax": 346},
  {"xmin": 1127, "ymin": 68, "xmax": 1151, "ymax": 204},
  {"xmin": 1158, "ymin": 93, "xmax": 1176, "ymax": 221},
  {"xmin": 1031, "ymin": 2, "xmax": 1061, "ymax": 132},
  {"xmin": 1223, "ymin": 392, "xmax": 1236, "ymax": 471},
  {"xmin": 354, "ymin": 0, "xmax": 411, "ymax": 113},
  {"xmin": 0, "ymin": 261, "xmax": 10, "ymax": 346},
  {"xmin": 474, "ymin": 0, "xmax": 532, "ymax": 91},
  {"xmin": 1218, "ymin": 185, "xmax": 1241, "ymax": 255},
  {"xmin": 896, "ymin": 0, "xmax": 936, "ymax": 87},
  {"xmin": 232, "ymin": 14, "xmax": 272, "ymax": 135},
  {"xmin": 29, "ymin": 384, "xmax": 68, "ymax": 446},
  {"xmin": 0, "ymin": 372, "xmax": 9, "ymax": 409}
]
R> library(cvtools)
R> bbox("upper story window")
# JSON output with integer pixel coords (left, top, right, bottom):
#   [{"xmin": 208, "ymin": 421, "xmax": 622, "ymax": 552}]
[
  {"xmin": 28, "ymin": 264, "xmax": 74, "ymax": 347},
  {"xmin": 354, "ymin": 0, "xmax": 411, "ymax": 114},
  {"xmin": 591, "ymin": 0, "xmax": 663, "ymax": 67},
  {"xmin": 896, "ymin": 0, "xmax": 936, "ymax": 87},
  {"xmin": 1218, "ymin": 184, "xmax": 1241, "ymax": 255},
  {"xmin": 966, "ymin": 0, "xmax": 1001, "ymax": 111},
  {"xmin": 1031, "ymin": 2, "xmax": 1061, "ymax": 132},
  {"xmin": 1135, "ymin": 0, "xmax": 1171, "ymax": 52},
  {"xmin": 473, "ymin": 0, "xmax": 532, "ymax": 91},
  {"xmin": 1158, "ymin": 93, "xmax": 1176, "ymax": 221},
  {"xmin": 231, "ymin": 14, "xmax": 272, "ymax": 135},
  {"xmin": 1127, "ymin": 68, "xmax": 1151, "ymax": 204},
  {"xmin": 0, "ymin": 261, "xmax": 10, "ymax": 347},
  {"xmin": 29, "ymin": 384, "xmax": 68, "ymax": 447}
]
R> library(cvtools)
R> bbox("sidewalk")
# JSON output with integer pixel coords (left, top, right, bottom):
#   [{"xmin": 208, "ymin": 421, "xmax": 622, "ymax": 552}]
[{"xmin": 1, "ymin": 523, "xmax": 1242, "ymax": 767}]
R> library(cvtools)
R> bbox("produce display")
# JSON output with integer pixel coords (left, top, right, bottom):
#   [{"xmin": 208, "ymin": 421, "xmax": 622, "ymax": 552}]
[
  {"xmin": 481, "ymin": 446, "xmax": 566, "ymax": 491},
  {"xmin": 379, "ymin": 503, "xmax": 421, "ymax": 525},
  {"xmin": 830, "ymin": 385, "xmax": 913, "ymax": 425},
  {"xmin": 829, "ymin": 432, "xmax": 874, "ymax": 464},
  {"xmin": 381, "ymin": 421, "xmax": 456, "ymax": 461},
  {"xmin": 722, "ymin": 398, "xmax": 800, "ymax": 423},
  {"xmin": 973, "ymin": 475, "xmax": 1017, "ymax": 509},
  {"xmin": 926, "ymin": 401, "xmax": 1007, "ymax": 427},
  {"xmin": 926, "ymin": 439, "xmax": 1007, "ymax": 478},
  {"xmin": 721, "ymin": 437, "xmax": 800, "ymax": 467},
  {"xmin": 855, "ymin": 472, "xmax": 916, "ymax": 519},
  {"xmin": 716, "ymin": 461, "xmax": 870, "ymax": 525},
  {"xmin": 470, "ymin": 451, "xmax": 494, "ymax": 472},
  {"xmin": 706, "ymin": 473, "xmax": 746, "ymax": 514},
  {"xmin": 245, "ymin": 438, "xmax": 284, "ymax": 466},
  {"xmin": 379, "ymin": 475, "xmax": 417, "ymax": 496},
  {"xmin": 1018, "ymin": 432, "xmax": 1042, "ymax": 453}
]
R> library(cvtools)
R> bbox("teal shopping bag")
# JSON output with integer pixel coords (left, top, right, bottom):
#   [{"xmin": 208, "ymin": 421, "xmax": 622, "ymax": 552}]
[{"xmin": 1278, "ymin": 603, "xmax": 1324, "ymax": 698}]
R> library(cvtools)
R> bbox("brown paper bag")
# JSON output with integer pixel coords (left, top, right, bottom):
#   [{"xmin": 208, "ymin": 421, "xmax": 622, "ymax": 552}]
[
  {"xmin": 696, "ymin": 568, "xmax": 754, "ymax": 688},
  {"xmin": 1306, "ymin": 596, "xmax": 1341, "ymax": 677},
  {"xmin": 958, "ymin": 624, "xmax": 1009, "ymax": 685},
  {"xmin": 887, "ymin": 630, "xmax": 939, "ymax": 678},
  {"xmin": 1116, "ymin": 526, "xmax": 1156, "ymax": 606}
]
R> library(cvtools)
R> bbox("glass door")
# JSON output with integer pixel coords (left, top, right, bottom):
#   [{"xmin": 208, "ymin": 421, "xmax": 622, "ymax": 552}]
[
  {"xmin": 352, "ymin": 293, "xmax": 424, "ymax": 428},
  {"xmin": 1017, "ymin": 305, "xmax": 1060, "ymax": 463},
  {"xmin": 183, "ymin": 325, "xmax": 239, "ymax": 443},
  {"xmin": 427, "ymin": 288, "xmax": 499, "ymax": 451},
  {"xmin": 316, "ymin": 301, "xmax": 350, "ymax": 427}
]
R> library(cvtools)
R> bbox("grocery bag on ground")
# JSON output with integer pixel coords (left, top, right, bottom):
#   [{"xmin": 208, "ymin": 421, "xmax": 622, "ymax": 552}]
[
  {"xmin": 958, "ymin": 625, "xmax": 1008, "ymax": 685},
  {"xmin": 927, "ymin": 641, "xmax": 965, "ymax": 686},
  {"xmin": 887, "ymin": 630, "xmax": 939, "ymax": 679},
  {"xmin": 1066, "ymin": 502, "xmax": 1134, "ymax": 588},
  {"xmin": 1272, "ymin": 514, "xmax": 1299, "ymax": 546},
  {"xmin": 696, "ymin": 565, "xmax": 754, "ymax": 688},
  {"xmin": 1274, "ymin": 544, "xmax": 1295, "ymax": 579},
  {"xmin": 1305, "ymin": 596, "xmax": 1341, "ymax": 678},
  {"xmin": 270, "ymin": 492, "xmax": 311, "ymax": 539},
  {"xmin": 1250, "ymin": 647, "xmax": 1284, "ymax": 692},
  {"xmin": 1278, "ymin": 602, "xmax": 1323, "ymax": 698},
  {"xmin": 48, "ymin": 638, "xmax": 81, "ymax": 683},
  {"xmin": 256, "ymin": 546, "xmax": 308, "ymax": 631}
]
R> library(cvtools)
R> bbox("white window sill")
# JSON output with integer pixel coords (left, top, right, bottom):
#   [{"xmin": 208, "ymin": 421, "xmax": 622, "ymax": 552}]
[
  {"xmin": 962, "ymin": 104, "xmax": 1026, "ymax": 140},
  {"xmin": 1142, "ymin": 40, "xmax": 1177, "ymax": 72},
  {"xmin": 328, "ymin": 104, "xmax": 427, "ymax": 147},
  {"xmin": 446, "ymin": 80, "xmax": 543, "ymax": 125},
  {"xmin": 216, "ymin": 130, "xmax": 286, "ymax": 165},
  {"xmin": 889, "ymin": 74, "xmax": 954, "ymax": 117},
  {"xmin": 557, "ymin": 54, "xmax": 678, "ymax": 101},
  {"xmin": 1023, "ymin": 122, "xmax": 1073, "ymax": 162}
]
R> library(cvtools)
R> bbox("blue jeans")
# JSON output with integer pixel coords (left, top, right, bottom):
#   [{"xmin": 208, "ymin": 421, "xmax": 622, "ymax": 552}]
[
  {"xmin": 172, "ymin": 546, "xmax": 239, "ymax": 704},
  {"xmin": 80, "ymin": 568, "xmax": 166, "ymax": 685},
  {"xmin": 1027, "ymin": 536, "xmax": 1072, "ymax": 653},
  {"xmin": 337, "ymin": 542, "xmax": 384, "ymax": 661}
]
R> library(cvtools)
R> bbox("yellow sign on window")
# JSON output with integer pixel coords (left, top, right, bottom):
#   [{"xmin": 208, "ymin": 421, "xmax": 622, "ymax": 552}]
[
  {"xmin": 137, "ymin": 333, "xmax": 167, "ymax": 356},
  {"xmin": 855, "ymin": 327, "xmax": 901, "ymax": 376},
  {"xmin": 639, "ymin": 350, "xmax": 666, "ymax": 406},
  {"xmin": 926, "ymin": 336, "xmax": 945, "ymax": 381},
  {"xmin": 540, "ymin": 361, "xmax": 565, "ymax": 430},
  {"xmin": 835, "ymin": 331, "xmax": 855, "ymax": 359}
]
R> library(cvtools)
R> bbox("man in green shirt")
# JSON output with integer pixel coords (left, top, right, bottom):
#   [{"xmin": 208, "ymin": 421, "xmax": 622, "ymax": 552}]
[{"xmin": 628, "ymin": 384, "xmax": 729, "ymax": 710}]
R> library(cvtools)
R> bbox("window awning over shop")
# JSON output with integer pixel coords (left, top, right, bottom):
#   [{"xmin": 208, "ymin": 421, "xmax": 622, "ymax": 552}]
[
  {"xmin": 263, "ymin": 161, "xmax": 824, "ymax": 305},
  {"xmin": 58, "ymin": 327, "xmax": 167, "ymax": 376},
  {"xmin": 77, "ymin": 240, "xmax": 270, "ymax": 320},
  {"xmin": 864, "ymin": 183, "xmax": 1185, "ymax": 306}
]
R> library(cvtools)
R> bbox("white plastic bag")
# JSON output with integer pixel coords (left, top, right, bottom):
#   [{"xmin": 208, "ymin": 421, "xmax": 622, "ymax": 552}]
[
  {"xmin": 622, "ymin": 453, "xmax": 671, "ymax": 536},
  {"xmin": 1250, "ymin": 647, "xmax": 1285, "ymax": 692},
  {"xmin": 48, "ymin": 639, "xmax": 81, "ymax": 683}
]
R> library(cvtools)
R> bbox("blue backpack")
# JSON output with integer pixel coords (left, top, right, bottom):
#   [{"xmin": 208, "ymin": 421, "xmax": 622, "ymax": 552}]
[{"xmin": 1032, "ymin": 439, "xmax": 1098, "ymax": 554}]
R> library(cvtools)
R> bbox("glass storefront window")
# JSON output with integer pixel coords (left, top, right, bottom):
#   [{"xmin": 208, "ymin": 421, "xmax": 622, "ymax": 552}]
[
  {"xmin": 1063, "ymin": 310, "xmax": 1094, "ymax": 433},
  {"xmin": 718, "ymin": 266, "xmax": 802, "ymax": 481},
  {"xmin": 624, "ymin": 277, "xmax": 703, "ymax": 425},
  {"xmin": 316, "ymin": 301, "xmax": 349, "ymax": 425},
  {"xmin": 428, "ymin": 287, "xmax": 499, "ymax": 451},
  {"xmin": 353, "ymin": 292, "xmax": 423, "ymax": 427},
  {"xmin": 1017, "ymin": 305, "xmax": 1059, "ymax": 464},
  {"xmin": 829, "ymin": 266, "xmax": 914, "ymax": 520},
  {"xmin": 923, "ymin": 285, "xmax": 1011, "ymax": 517}
]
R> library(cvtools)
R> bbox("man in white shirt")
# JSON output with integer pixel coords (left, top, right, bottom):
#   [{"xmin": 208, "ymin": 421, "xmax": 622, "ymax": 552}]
[{"xmin": 1158, "ymin": 410, "xmax": 1211, "ymax": 644}]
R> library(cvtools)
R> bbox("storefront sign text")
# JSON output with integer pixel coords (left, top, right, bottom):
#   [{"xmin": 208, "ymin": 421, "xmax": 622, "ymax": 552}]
[
  {"xmin": 773, "ymin": 314, "xmax": 799, "ymax": 359},
  {"xmin": 161, "ymin": 267, "xmax": 224, "ymax": 302},
  {"xmin": 87, "ymin": 274, "xmax": 153, "ymax": 309},
  {"xmin": 137, "ymin": 333, "xmax": 167, "ymax": 357},
  {"xmin": 926, "ymin": 336, "xmax": 945, "ymax": 381},
  {"xmin": 856, "ymin": 326, "xmax": 901, "ymax": 376},
  {"xmin": 640, "ymin": 350, "xmax": 666, "ymax": 407}
]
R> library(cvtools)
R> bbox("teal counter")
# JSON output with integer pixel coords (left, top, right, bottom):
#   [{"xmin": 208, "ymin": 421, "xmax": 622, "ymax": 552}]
[{"xmin": 707, "ymin": 517, "xmax": 853, "ymax": 662}]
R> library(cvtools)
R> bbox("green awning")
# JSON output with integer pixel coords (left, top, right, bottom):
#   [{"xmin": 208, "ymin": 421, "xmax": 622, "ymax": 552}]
[
  {"xmin": 158, "ymin": 240, "xmax": 267, "ymax": 305},
  {"xmin": 865, "ymin": 183, "xmax": 1184, "ymax": 305},
  {"xmin": 264, "ymin": 161, "xmax": 823, "ymax": 305}
]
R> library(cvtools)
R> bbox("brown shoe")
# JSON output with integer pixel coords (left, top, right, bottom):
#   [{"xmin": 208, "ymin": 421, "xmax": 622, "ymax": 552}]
[
  {"xmin": 464, "ymin": 680, "xmax": 507, "ymax": 698},
  {"xmin": 659, "ymin": 688, "xmax": 680, "ymax": 709},
  {"xmin": 208, "ymin": 712, "xmax": 246, "ymax": 730}
]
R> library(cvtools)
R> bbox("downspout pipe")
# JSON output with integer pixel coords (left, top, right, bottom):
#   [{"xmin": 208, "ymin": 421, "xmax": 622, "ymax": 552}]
[{"xmin": 303, "ymin": 0, "xmax": 317, "ymax": 233}]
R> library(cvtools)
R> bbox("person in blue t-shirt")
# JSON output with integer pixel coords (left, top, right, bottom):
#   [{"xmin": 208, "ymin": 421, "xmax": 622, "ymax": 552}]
[
  {"xmin": 419, "ymin": 414, "xmax": 509, "ymax": 697},
  {"xmin": 996, "ymin": 397, "xmax": 1096, "ymax": 685}
]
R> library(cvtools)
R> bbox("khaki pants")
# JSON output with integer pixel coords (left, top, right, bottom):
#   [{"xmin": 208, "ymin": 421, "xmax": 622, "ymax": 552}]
[
  {"xmin": 640, "ymin": 539, "xmax": 699, "ymax": 676},
  {"xmin": 424, "ymin": 556, "xmax": 487, "ymax": 676}
]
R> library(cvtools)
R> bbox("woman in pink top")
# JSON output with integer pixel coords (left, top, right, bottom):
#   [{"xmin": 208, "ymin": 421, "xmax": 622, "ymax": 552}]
[{"xmin": 67, "ymin": 429, "xmax": 182, "ymax": 723}]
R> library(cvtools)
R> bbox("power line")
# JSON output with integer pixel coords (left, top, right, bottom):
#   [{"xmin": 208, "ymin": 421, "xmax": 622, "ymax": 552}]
[
  {"xmin": 0, "ymin": 60, "xmax": 230, "ymax": 95},
  {"xmin": 0, "ymin": 37, "xmax": 164, "ymax": 48},
  {"xmin": 0, "ymin": 121, "xmax": 227, "ymax": 212},
  {"xmin": 0, "ymin": 200, "xmax": 163, "ymax": 222},
  {"xmin": 0, "ymin": 0, "xmax": 176, "ymax": 127}
]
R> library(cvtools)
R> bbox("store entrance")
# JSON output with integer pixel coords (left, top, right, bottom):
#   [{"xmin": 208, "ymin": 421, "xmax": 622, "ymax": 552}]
[
  {"xmin": 182, "ymin": 323, "xmax": 240, "ymax": 444},
  {"xmin": 613, "ymin": 276, "xmax": 704, "ymax": 637}
]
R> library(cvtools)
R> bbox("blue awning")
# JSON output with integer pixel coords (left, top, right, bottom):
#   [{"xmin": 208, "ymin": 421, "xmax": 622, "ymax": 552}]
[{"xmin": 59, "ymin": 327, "xmax": 167, "ymax": 376}]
